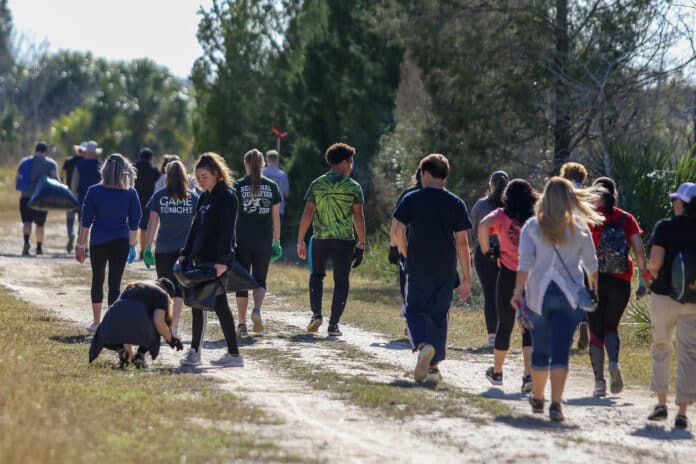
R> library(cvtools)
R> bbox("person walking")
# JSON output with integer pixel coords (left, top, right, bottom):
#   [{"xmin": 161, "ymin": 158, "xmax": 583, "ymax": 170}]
[
  {"xmin": 297, "ymin": 143, "xmax": 366, "ymax": 337},
  {"xmin": 511, "ymin": 177, "xmax": 602, "ymax": 422},
  {"xmin": 588, "ymin": 177, "xmax": 646, "ymax": 397},
  {"xmin": 154, "ymin": 154, "xmax": 198, "ymax": 192},
  {"xmin": 72, "ymin": 141, "xmax": 103, "ymax": 212},
  {"xmin": 470, "ymin": 171, "xmax": 510, "ymax": 347},
  {"xmin": 645, "ymin": 182, "xmax": 696, "ymax": 430},
  {"xmin": 559, "ymin": 161, "xmax": 591, "ymax": 351},
  {"xmin": 262, "ymin": 150, "xmax": 290, "ymax": 218},
  {"xmin": 134, "ymin": 148, "xmax": 161, "ymax": 260},
  {"xmin": 393, "ymin": 154, "xmax": 473, "ymax": 384},
  {"xmin": 75, "ymin": 154, "xmax": 141, "ymax": 334},
  {"xmin": 143, "ymin": 160, "xmax": 199, "ymax": 338},
  {"xmin": 89, "ymin": 278, "xmax": 183, "ymax": 369},
  {"xmin": 61, "ymin": 141, "xmax": 85, "ymax": 253},
  {"xmin": 15, "ymin": 141, "xmax": 59, "ymax": 256},
  {"xmin": 480, "ymin": 179, "xmax": 538, "ymax": 393},
  {"xmin": 179, "ymin": 153, "xmax": 243, "ymax": 368},
  {"xmin": 233, "ymin": 149, "xmax": 282, "ymax": 336}
]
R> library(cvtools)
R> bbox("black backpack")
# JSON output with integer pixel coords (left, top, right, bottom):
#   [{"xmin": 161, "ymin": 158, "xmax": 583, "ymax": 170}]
[
  {"xmin": 670, "ymin": 250, "xmax": 696, "ymax": 304},
  {"xmin": 597, "ymin": 215, "xmax": 629, "ymax": 274}
]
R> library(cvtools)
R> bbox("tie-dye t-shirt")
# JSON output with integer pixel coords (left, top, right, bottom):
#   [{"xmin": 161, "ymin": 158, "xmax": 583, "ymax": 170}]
[{"xmin": 304, "ymin": 172, "xmax": 364, "ymax": 240}]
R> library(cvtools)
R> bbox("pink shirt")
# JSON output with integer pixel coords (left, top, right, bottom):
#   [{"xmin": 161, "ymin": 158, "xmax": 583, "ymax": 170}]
[{"xmin": 482, "ymin": 208, "xmax": 520, "ymax": 271}]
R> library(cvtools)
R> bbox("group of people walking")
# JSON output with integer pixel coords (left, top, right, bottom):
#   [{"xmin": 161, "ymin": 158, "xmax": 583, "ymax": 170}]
[{"xmin": 15, "ymin": 141, "xmax": 695, "ymax": 429}]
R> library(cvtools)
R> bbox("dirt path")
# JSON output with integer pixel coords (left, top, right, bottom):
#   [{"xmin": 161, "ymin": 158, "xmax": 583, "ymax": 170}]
[{"xmin": 0, "ymin": 223, "xmax": 693, "ymax": 463}]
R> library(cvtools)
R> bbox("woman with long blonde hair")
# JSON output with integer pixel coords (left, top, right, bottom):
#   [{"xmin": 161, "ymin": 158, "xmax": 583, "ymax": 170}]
[{"xmin": 511, "ymin": 177, "xmax": 602, "ymax": 422}]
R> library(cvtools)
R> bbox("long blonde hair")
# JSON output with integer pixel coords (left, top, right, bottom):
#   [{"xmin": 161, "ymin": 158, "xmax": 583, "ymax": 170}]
[
  {"xmin": 123, "ymin": 281, "xmax": 174, "ymax": 326},
  {"xmin": 536, "ymin": 177, "xmax": 604, "ymax": 245}
]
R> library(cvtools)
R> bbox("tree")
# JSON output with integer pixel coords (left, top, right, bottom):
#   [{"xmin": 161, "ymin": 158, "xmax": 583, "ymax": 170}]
[{"xmin": 0, "ymin": 0, "xmax": 12, "ymax": 75}]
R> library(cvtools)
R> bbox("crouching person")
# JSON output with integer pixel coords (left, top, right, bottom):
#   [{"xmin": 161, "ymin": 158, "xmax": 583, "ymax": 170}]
[
  {"xmin": 393, "ymin": 154, "xmax": 473, "ymax": 384},
  {"xmin": 89, "ymin": 278, "xmax": 183, "ymax": 368}
]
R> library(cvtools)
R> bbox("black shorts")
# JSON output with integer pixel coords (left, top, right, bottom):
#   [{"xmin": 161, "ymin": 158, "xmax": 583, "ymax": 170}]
[
  {"xmin": 155, "ymin": 251, "xmax": 183, "ymax": 298},
  {"xmin": 19, "ymin": 198, "xmax": 48, "ymax": 226},
  {"xmin": 139, "ymin": 207, "xmax": 150, "ymax": 230}
]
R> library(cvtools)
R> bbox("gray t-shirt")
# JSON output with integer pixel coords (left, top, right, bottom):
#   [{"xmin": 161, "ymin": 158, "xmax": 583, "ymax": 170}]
[
  {"xmin": 146, "ymin": 188, "xmax": 200, "ymax": 253},
  {"xmin": 469, "ymin": 198, "xmax": 497, "ymax": 248},
  {"xmin": 262, "ymin": 166, "xmax": 289, "ymax": 214},
  {"xmin": 21, "ymin": 155, "xmax": 59, "ymax": 198}
]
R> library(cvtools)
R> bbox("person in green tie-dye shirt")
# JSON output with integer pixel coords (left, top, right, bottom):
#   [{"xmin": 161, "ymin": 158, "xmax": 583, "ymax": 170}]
[{"xmin": 297, "ymin": 143, "xmax": 366, "ymax": 337}]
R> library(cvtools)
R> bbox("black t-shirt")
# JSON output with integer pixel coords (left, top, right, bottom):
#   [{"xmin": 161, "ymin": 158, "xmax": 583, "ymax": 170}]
[
  {"xmin": 392, "ymin": 185, "xmax": 420, "ymax": 215},
  {"xmin": 134, "ymin": 161, "xmax": 161, "ymax": 210},
  {"xmin": 648, "ymin": 215, "xmax": 696, "ymax": 295},
  {"xmin": 62, "ymin": 155, "xmax": 82, "ymax": 188},
  {"xmin": 393, "ymin": 187, "xmax": 472, "ymax": 278},
  {"xmin": 119, "ymin": 283, "xmax": 169, "ymax": 315}
]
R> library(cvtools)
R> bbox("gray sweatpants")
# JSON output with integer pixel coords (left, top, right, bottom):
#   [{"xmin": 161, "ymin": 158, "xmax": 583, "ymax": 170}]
[{"xmin": 649, "ymin": 293, "xmax": 696, "ymax": 404}]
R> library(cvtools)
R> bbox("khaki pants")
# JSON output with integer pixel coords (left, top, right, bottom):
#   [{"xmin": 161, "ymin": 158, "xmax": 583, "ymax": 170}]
[{"xmin": 649, "ymin": 293, "xmax": 696, "ymax": 404}]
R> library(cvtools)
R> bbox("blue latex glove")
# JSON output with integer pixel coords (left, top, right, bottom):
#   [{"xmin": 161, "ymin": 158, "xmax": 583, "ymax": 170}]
[{"xmin": 127, "ymin": 245, "xmax": 136, "ymax": 264}]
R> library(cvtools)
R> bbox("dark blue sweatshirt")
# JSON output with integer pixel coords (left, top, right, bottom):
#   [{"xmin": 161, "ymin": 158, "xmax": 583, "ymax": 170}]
[{"xmin": 81, "ymin": 184, "xmax": 142, "ymax": 246}]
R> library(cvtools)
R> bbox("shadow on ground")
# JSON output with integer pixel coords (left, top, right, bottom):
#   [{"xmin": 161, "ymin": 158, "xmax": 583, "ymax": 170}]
[{"xmin": 630, "ymin": 423, "xmax": 694, "ymax": 441}]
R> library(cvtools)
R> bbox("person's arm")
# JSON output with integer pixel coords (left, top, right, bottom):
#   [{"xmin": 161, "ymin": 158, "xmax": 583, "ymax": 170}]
[
  {"xmin": 647, "ymin": 245, "xmax": 665, "ymax": 278},
  {"xmin": 153, "ymin": 309, "xmax": 172, "ymax": 343},
  {"xmin": 455, "ymin": 230, "xmax": 472, "ymax": 300},
  {"xmin": 272, "ymin": 204, "xmax": 280, "ymax": 241},
  {"xmin": 215, "ymin": 190, "xmax": 236, "ymax": 270},
  {"xmin": 353, "ymin": 203, "xmax": 366, "ymax": 249},
  {"xmin": 580, "ymin": 227, "xmax": 599, "ymax": 292},
  {"xmin": 146, "ymin": 211, "xmax": 159, "ymax": 247},
  {"xmin": 61, "ymin": 167, "xmax": 67, "ymax": 183},
  {"xmin": 630, "ymin": 233, "xmax": 647, "ymax": 274},
  {"xmin": 393, "ymin": 219, "xmax": 408, "ymax": 257},
  {"xmin": 296, "ymin": 201, "xmax": 315, "ymax": 260},
  {"xmin": 478, "ymin": 217, "xmax": 492, "ymax": 254},
  {"xmin": 282, "ymin": 175, "xmax": 290, "ymax": 199},
  {"xmin": 75, "ymin": 226, "xmax": 90, "ymax": 263},
  {"xmin": 511, "ymin": 270, "xmax": 529, "ymax": 309},
  {"xmin": 127, "ymin": 189, "xmax": 142, "ymax": 238}
]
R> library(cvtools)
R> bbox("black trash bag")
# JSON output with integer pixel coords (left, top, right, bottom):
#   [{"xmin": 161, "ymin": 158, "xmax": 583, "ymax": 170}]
[
  {"xmin": 226, "ymin": 260, "xmax": 259, "ymax": 293},
  {"xmin": 174, "ymin": 261, "xmax": 228, "ymax": 312},
  {"xmin": 28, "ymin": 176, "xmax": 79, "ymax": 211}
]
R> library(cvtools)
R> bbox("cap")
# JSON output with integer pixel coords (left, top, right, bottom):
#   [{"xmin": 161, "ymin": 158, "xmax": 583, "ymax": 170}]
[
  {"xmin": 73, "ymin": 141, "xmax": 87, "ymax": 155},
  {"xmin": 669, "ymin": 182, "xmax": 696, "ymax": 203},
  {"xmin": 84, "ymin": 141, "xmax": 103, "ymax": 155}
]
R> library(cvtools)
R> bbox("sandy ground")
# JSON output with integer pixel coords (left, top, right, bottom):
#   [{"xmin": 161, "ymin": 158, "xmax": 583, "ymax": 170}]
[{"xmin": 0, "ymin": 221, "xmax": 693, "ymax": 463}]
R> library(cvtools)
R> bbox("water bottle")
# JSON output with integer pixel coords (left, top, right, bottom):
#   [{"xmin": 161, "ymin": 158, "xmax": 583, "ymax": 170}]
[{"xmin": 488, "ymin": 227, "xmax": 500, "ymax": 260}]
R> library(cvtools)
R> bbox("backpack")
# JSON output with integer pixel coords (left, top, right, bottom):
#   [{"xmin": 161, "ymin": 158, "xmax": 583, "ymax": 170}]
[
  {"xmin": 597, "ymin": 214, "xmax": 629, "ymax": 274},
  {"xmin": 670, "ymin": 250, "xmax": 696, "ymax": 304}
]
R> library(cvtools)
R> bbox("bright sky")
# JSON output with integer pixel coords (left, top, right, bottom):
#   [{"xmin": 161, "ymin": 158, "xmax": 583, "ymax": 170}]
[{"xmin": 9, "ymin": 0, "xmax": 214, "ymax": 78}]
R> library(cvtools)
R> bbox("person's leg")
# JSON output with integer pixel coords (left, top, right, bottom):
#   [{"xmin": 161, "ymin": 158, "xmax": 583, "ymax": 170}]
[
  {"xmin": 20, "ymin": 198, "xmax": 32, "ymax": 254},
  {"xmin": 675, "ymin": 309, "xmax": 696, "ymax": 410},
  {"xmin": 492, "ymin": 267, "xmax": 515, "ymax": 375},
  {"xmin": 522, "ymin": 328, "xmax": 532, "ymax": 378},
  {"xmin": 328, "ymin": 240, "xmax": 354, "ymax": 327},
  {"xmin": 34, "ymin": 210, "xmax": 47, "ymax": 253},
  {"xmin": 548, "ymin": 299, "xmax": 581, "ymax": 404},
  {"xmin": 649, "ymin": 294, "xmax": 679, "ymax": 406},
  {"xmin": 89, "ymin": 241, "xmax": 108, "ymax": 325},
  {"xmin": 602, "ymin": 277, "xmax": 631, "ymax": 364},
  {"xmin": 588, "ymin": 274, "xmax": 609, "ymax": 384},
  {"xmin": 155, "ymin": 251, "xmax": 183, "ymax": 331},
  {"xmin": 308, "ymin": 238, "xmax": 330, "ymax": 322},
  {"xmin": 429, "ymin": 275, "xmax": 455, "ymax": 366},
  {"xmin": 66, "ymin": 210, "xmax": 75, "ymax": 237},
  {"xmin": 234, "ymin": 246, "xmax": 253, "ymax": 325},
  {"xmin": 474, "ymin": 246, "xmax": 499, "ymax": 338},
  {"xmin": 250, "ymin": 241, "xmax": 271, "ymax": 311},
  {"xmin": 529, "ymin": 303, "xmax": 552, "ymax": 402},
  {"xmin": 106, "ymin": 239, "xmax": 129, "ymax": 305},
  {"xmin": 139, "ymin": 229, "xmax": 147, "ymax": 255},
  {"xmin": 213, "ymin": 294, "xmax": 240, "ymax": 355},
  {"xmin": 190, "ymin": 308, "xmax": 205, "ymax": 352},
  {"xmin": 404, "ymin": 275, "xmax": 438, "ymax": 381}
]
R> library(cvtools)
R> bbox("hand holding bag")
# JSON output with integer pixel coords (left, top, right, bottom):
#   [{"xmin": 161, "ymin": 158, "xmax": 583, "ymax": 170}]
[
  {"xmin": 553, "ymin": 245, "xmax": 598, "ymax": 312},
  {"xmin": 173, "ymin": 261, "xmax": 228, "ymax": 312}
]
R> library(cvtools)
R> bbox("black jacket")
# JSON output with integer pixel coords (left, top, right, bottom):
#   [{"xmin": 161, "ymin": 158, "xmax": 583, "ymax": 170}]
[
  {"xmin": 181, "ymin": 182, "xmax": 237, "ymax": 265},
  {"xmin": 134, "ymin": 160, "xmax": 160, "ymax": 208}
]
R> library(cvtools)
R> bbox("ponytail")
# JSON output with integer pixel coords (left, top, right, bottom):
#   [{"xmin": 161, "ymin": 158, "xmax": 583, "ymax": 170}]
[{"xmin": 244, "ymin": 149, "xmax": 265, "ymax": 195}]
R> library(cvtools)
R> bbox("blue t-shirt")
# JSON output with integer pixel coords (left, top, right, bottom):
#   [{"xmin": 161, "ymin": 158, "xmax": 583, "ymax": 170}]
[
  {"xmin": 393, "ymin": 187, "xmax": 472, "ymax": 278},
  {"xmin": 74, "ymin": 158, "xmax": 102, "ymax": 204},
  {"xmin": 146, "ymin": 188, "xmax": 199, "ymax": 253},
  {"xmin": 81, "ymin": 184, "xmax": 142, "ymax": 246}
]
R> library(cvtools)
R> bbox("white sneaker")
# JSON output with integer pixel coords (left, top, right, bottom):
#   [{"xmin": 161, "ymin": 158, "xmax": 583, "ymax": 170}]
[
  {"xmin": 424, "ymin": 369, "xmax": 443, "ymax": 384},
  {"xmin": 86, "ymin": 323, "xmax": 99, "ymax": 334},
  {"xmin": 414, "ymin": 344, "xmax": 435, "ymax": 382},
  {"xmin": 210, "ymin": 352, "xmax": 244, "ymax": 367},
  {"xmin": 251, "ymin": 308, "xmax": 264, "ymax": 334},
  {"xmin": 171, "ymin": 326, "xmax": 179, "ymax": 338},
  {"xmin": 180, "ymin": 349, "xmax": 202, "ymax": 367}
]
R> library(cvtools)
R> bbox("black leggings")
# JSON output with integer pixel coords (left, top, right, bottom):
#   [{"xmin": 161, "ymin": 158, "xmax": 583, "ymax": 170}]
[
  {"xmin": 474, "ymin": 246, "xmax": 500, "ymax": 334},
  {"xmin": 495, "ymin": 265, "xmax": 532, "ymax": 351},
  {"xmin": 90, "ymin": 238, "xmax": 129, "ymax": 305},
  {"xmin": 235, "ymin": 240, "xmax": 272, "ymax": 298},
  {"xmin": 588, "ymin": 274, "xmax": 631, "ymax": 362},
  {"xmin": 155, "ymin": 251, "xmax": 183, "ymax": 298},
  {"xmin": 191, "ymin": 294, "xmax": 239, "ymax": 355},
  {"xmin": 309, "ymin": 238, "xmax": 354, "ymax": 326}
]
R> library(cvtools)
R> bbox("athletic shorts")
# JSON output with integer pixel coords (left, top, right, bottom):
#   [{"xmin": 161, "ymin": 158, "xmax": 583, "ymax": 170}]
[{"xmin": 19, "ymin": 198, "xmax": 48, "ymax": 226}]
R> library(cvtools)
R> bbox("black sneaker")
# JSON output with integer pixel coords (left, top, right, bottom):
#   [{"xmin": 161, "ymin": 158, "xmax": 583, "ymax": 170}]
[
  {"xmin": 22, "ymin": 242, "xmax": 30, "ymax": 256},
  {"xmin": 577, "ymin": 322, "xmax": 589, "ymax": 350},
  {"xmin": 35, "ymin": 245, "xmax": 43, "ymax": 255},
  {"xmin": 66, "ymin": 234, "xmax": 75, "ymax": 253},
  {"xmin": 549, "ymin": 401, "xmax": 564, "ymax": 422},
  {"xmin": 485, "ymin": 366, "xmax": 503, "ymax": 385},
  {"xmin": 327, "ymin": 324, "xmax": 342, "ymax": 337},
  {"xmin": 307, "ymin": 315, "xmax": 322, "ymax": 333},
  {"xmin": 521, "ymin": 374, "xmax": 533, "ymax": 393},
  {"xmin": 647, "ymin": 405, "xmax": 668, "ymax": 421},
  {"xmin": 133, "ymin": 352, "xmax": 148, "ymax": 369},
  {"xmin": 529, "ymin": 396, "xmax": 544, "ymax": 414},
  {"xmin": 675, "ymin": 414, "xmax": 689, "ymax": 429}
]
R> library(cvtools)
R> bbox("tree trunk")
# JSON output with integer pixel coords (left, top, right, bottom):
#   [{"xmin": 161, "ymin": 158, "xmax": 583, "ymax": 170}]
[{"xmin": 552, "ymin": 0, "xmax": 570, "ymax": 175}]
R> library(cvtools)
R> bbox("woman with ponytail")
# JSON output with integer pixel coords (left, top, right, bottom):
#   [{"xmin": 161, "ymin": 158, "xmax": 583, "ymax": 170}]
[{"xmin": 233, "ymin": 149, "xmax": 282, "ymax": 336}]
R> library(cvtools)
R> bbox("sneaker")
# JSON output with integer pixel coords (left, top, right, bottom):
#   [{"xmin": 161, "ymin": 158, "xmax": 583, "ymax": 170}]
[
  {"xmin": 414, "ymin": 344, "xmax": 435, "ymax": 382},
  {"xmin": 521, "ymin": 374, "xmax": 533, "ymax": 393},
  {"xmin": 424, "ymin": 368, "xmax": 443, "ymax": 384},
  {"xmin": 486, "ymin": 334, "xmax": 496, "ymax": 348},
  {"xmin": 647, "ymin": 405, "xmax": 668, "ymax": 421},
  {"xmin": 327, "ymin": 324, "xmax": 342, "ymax": 337},
  {"xmin": 593, "ymin": 379, "xmax": 607, "ymax": 397},
  {"xmin": 171, "ymin": 326, "xmax": 179, "ymax": 338},
  {"xmin": 86, "ymin": 323, "xmax": 99, "ymax": 334},
  {"xmin": 22, "ymin": 242, "xmax": 30, "ymax": 256},
  {"xmin": 35, "ymin": 245, "xmax": 43, "ymax": 255},
  {"xmin": 577, "ymin": 322, "xmax": 589, "ymax": 350},
  {"xmin": 210, "ymin": 352, "xmax": 244, "ymax": 367},
  {"xmin": 529, "ymin": 396, "xmax": 544, "ymax": 414},
  {"xmin": 133, "ymin": 352, "xmax": 148, "ymax": 369},
  {"xmin": 66, "ymin": 234, "xmax": 75, "ymax": 253},
  {"xmin": 237, "ymin": 323, "xmax": 248, "ymax": 337},
  {"xmin": 307, "ymin": 315, "xmax": 322, "ymax": 333},
  {"xmin": 608, "ymin": 362, "xmax": 624, "ymax": 394},
  {"xmin": 549, "ymin": 401, "xmax": 564, "ymax": 422},
  {"xmin": 485, "ymin": 366, "xmax": 503, "ymax": 386},
  {"xmin": 251, "ymin": 308, "xmax": 264, "ymax": 334},
  {"xmin": 675, "ymin": 414, "xmax": 689, "ymax": 430},
  {"xmin": 180, "ymin": 348, "xmax": 202, "ymax": 367},
  {"xmin": 117, "ymin": 347, "xmax": 130, "ymax": 368}
]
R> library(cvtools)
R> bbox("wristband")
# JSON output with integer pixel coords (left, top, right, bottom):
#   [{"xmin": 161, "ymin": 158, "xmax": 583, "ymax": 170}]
[{"xmin": 513, "ymin": 288, "xmax": 523, "ymax": 296}]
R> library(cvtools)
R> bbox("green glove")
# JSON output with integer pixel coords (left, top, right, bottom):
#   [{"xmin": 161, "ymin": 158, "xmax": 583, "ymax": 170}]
[
  {"xmin": 143, "ymin": 245, "xmax": 155, "ymax": 269},
  {"xmin": 271, "ymin": 240, "xmax": 282, "ymax": 262}
]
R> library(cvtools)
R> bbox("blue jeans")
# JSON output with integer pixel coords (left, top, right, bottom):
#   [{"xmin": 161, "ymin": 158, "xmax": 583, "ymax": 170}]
[{"xmin": 529, "ymin": 282, "xmax": 584, "ymax": 370}]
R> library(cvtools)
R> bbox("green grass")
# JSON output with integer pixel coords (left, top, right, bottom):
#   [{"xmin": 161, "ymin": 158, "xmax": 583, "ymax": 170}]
[{"xmin": 0, "ymin": 286, "xmax": 304, "ymax": 464}]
